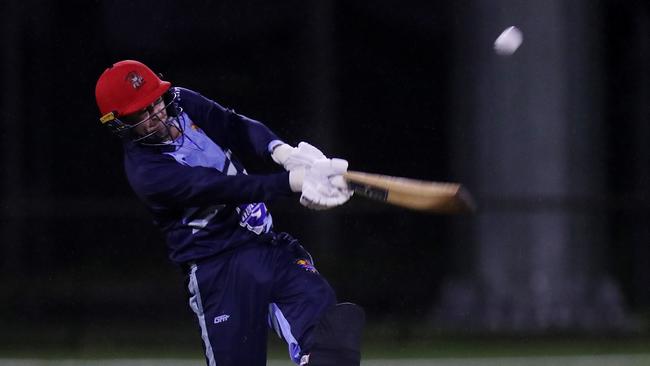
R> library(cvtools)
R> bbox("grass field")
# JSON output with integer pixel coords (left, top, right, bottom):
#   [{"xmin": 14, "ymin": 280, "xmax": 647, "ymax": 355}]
[
  {"xmin": 1, "ymin": 355, "xmax": 650, "ymax": 366},
  {"xmin": 2, "ymin": 336, "xmax": 650, "ymax": 366},
  {"xmin": 3, "ymin": 323, "xmax": 650, "ymax": 366}
]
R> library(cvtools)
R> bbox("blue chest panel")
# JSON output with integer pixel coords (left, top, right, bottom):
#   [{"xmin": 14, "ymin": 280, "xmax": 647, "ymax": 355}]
[
  {"xmin": 164, "ymin": 114, "xmax": 233, "ymax": 174},
  {"xmin": 162, "ymin": 114, "xmax": 272, "ymax": 237}
]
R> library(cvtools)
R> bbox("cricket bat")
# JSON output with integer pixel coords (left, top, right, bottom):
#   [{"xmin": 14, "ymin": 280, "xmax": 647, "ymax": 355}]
[{"xmin": 343, "ymin": 170, "xmax": 476, "ymax": 214}]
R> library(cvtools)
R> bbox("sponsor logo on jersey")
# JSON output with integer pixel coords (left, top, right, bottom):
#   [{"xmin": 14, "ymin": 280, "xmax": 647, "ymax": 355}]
[
  {"xmin": 126, "ymin": 71, "xmax": 145, "ymax": 89},
  {"xmin": 296, "ymin": 259, "xmax": 318, "ymax": 274},
  {"xmin": 214, "ymin": 314, "xmax": 230, "ymax": 324},
  {"xmin": 236, "ymin": 203, "xmax": 272, "ymax": 235}
]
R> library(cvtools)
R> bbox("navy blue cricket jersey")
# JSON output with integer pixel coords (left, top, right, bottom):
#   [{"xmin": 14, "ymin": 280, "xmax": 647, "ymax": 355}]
[{"xmin": 123, "ymin": 87, "xmax": 293, "ymax": 265}]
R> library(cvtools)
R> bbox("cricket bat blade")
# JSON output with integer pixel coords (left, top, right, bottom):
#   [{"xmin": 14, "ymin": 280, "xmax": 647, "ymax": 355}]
[{"xmin": 343, "ymin": 170, "xmax": 476, "ymax": 214}]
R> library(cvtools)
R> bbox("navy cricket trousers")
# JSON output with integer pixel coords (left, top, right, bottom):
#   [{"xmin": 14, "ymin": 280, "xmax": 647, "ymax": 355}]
[{"xmin": 186, "ymin": 233, "xmax": 336, "ymax": 366}]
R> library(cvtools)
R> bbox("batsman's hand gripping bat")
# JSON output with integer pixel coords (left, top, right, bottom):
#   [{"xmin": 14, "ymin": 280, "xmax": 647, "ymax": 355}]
[{"xmin": 343, "ymin": 170, "xmax": 476, "ymax": 214}]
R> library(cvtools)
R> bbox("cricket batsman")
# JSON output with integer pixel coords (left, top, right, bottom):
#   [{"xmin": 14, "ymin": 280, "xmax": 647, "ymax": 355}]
[{"xmin": 94, "ymin": 60, "xmax": 364, "ymax": 366}]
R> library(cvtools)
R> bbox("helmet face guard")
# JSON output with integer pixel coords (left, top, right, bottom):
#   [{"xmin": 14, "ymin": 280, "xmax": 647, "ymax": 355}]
[{"xmin": 99, "ymin": 88, "xmax": 184, "ymax": 145}]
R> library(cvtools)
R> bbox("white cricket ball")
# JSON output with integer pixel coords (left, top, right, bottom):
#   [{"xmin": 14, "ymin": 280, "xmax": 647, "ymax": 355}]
[{"xmin": 494, "ymin": 26, "xmax": 523, "ymax": 56}]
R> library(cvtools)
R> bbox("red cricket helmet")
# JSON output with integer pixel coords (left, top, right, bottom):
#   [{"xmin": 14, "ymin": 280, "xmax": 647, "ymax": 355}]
[{"xmin": 95, "ymin": 60, "xmax": 171, "ymax": 117}]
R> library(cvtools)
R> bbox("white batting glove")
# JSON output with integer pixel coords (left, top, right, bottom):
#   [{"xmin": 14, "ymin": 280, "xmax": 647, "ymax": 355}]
[
  {"xmin": 272, "ymin": 142, "xmax": 327, "ymax": 171},
  {"xmin": 299, "ymin": 158, "xmax": 353, "ymax": 210}
]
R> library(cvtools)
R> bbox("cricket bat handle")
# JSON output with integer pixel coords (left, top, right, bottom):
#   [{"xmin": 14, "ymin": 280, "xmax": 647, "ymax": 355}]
[{"xmin": 343, "ymin": 170, "xmax": 476, "ymax": 214}]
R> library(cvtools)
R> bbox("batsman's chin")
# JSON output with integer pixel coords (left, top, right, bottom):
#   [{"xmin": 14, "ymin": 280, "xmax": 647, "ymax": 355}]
[
  {"xmin": 150, "ymin": 123, "xmax": 178, "ymax": 142},
  {"xmin": 136, "ymin": 129, "xmax": 173, "ymax": 144},
  {"xmin": 153, "ymin": 130, "xmax": 171, "ymax": 141}
]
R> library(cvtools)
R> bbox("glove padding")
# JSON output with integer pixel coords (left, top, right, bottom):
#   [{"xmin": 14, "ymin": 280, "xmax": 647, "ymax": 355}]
[
  {"xmin": 272, "ymin": 142, "xmax": 327, "ymax": 171},
  {"xmin": 300, "ymin": 158, "xmax": 353, "ymax": 210}
]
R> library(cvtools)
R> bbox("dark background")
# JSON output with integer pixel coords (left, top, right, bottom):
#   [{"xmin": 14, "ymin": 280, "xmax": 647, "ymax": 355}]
[{"xmin": 1, "ymin": 0, "xmax": 649, "ymax": 354}]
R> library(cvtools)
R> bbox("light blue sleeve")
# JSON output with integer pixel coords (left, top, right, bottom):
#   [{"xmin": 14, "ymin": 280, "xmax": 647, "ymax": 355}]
[{"xmin": 267, "ymin": 139, "xmax": 286, "ymax": 153}]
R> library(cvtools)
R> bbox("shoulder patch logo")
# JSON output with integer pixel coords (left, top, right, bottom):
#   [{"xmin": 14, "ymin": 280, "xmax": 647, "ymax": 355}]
[
  {"xmin": 126, "ymin": 71, "xmax": 145, "ymax": 89},
  {"xmin": 296, "ymin": 259, "xmax": 318, "ymax": 274}
]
